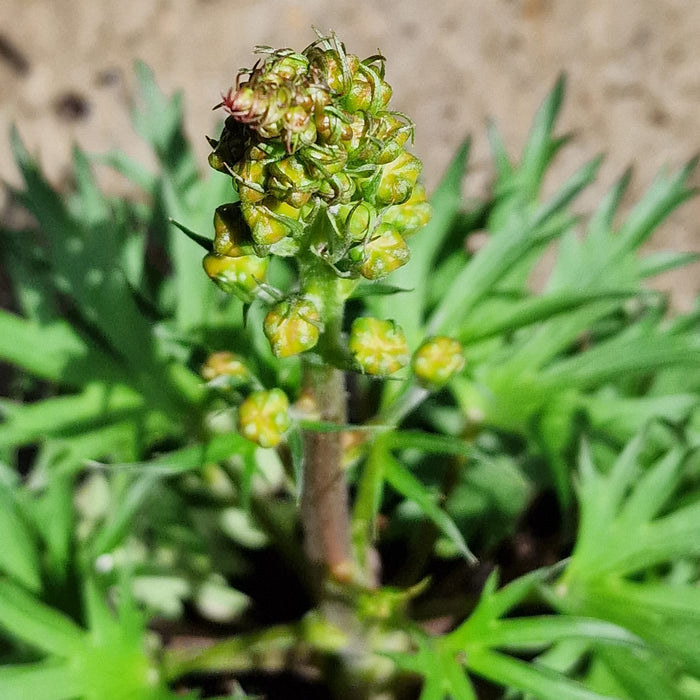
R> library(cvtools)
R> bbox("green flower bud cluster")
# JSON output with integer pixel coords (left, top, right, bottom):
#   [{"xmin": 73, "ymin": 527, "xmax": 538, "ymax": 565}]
[{"xmin": 207, "ymin": 31, "xmax": 431, "ymax": 278}]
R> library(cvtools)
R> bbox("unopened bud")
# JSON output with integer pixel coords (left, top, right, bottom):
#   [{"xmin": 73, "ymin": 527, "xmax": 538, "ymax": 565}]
[
  {"xmin": 351, "ymin": 224, "xmax": 410, "ymax": 280},
  {"xmin": 201, "ymin": 351, "xmax": 251, "ymax": 384},
  {"xmin": 242, "ymin": 198, "xmax": 302, "ymax": 246},
  {"xmin": 263, "ymin": 297, "xmax": 321, "ymax": 358},
  {"xmin": 213, "ymin": 203, "xmax": 256, "ymax": 257},
  {"xmin": 412, "ymin": 337, "xmax": 465, "ymax": 388},
  {"xmin": 372, "ymin": 151, "xmax": 422, "ymax": 206},
  {"xmin": 203, "ymin": 252, "xmax": 268, "ymax": 302},
  {"xmin": 349, "ymin": 317, "xmax": 409, "ymax": 376},
  {"xmin": 237, "ymin": 388, "xmax": 291, "ymax": 448},
  {"xmin": 337, "ymin": 201, "xmax": 376, "ymax": 241},
  {"xmin": 381, "ymin": 183, "xmax": 432, "ymax": 236}
]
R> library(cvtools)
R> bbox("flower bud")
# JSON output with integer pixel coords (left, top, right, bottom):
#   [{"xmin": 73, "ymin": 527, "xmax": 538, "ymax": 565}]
[
  {"xmin": 203, "ymin": 252, "xmax": 268, "ymax": 302},
  {"xmin": 351, "ymin": 224, "xmax": 410, "ymax": 280},
  {"xmin": 299, "ymin": 143, "xmax": 348, "ymax": 179},
  {"xmin": 267, "ymin": 156, "xmax": 317, "ymax": 208},
  {"xmin": 281, "ymin": 105, "xmax": 317, "ymax": 152},
  {"xmin": 232, "ymin": 159, "xmax": 267, "ymax": 204},
  {"xmin": 263, "ymin": 297, "xmax": 321, "ymax": 358},
  {"xmin": 201, "ymin": 351, "xmax": 251, "ymax": 384},
  {"xmin": 336, "ymin": 201, "xmax": 377, "ymax": 241},
  {"xmin": 242, "ymin": 198, "xmax": 302, "ymax": 246},
  {"xmin": 213, "ymin": 203, "xmax": 256, "ymax": 257},
  {"xmin": 343, "ymin": 64, "xmax": 392, "ymax": 114},
  {"xmin": 237, "ymin": 388, "xmax": 291, "ymax": 448},
  {"xmin": 308, "ymin": 47, "xmax": 359, "ymax": 95},
  {"xmin": 381, "ymin": 183, "xmax": 432, "ymax": 236},
  {"xmin": 371, "ymin": 151, "xmax": 422, "ymax": 206},
  {"xmin": 315, "ymin": 109, "xmax": 354, "ymax": 145},
  {"xmin": 317, "ymin": 172, "xmax": 356, "ymax": 204},
  {"xmin": 349, "ymin": 317, "xmax": 409, "ymax": 376},
  {"xmin": 269, "ymin": 52, "xmax": 309, "ymax": 82},
  {"xmin": 412, "ymin": 337, "xmax": 465, "ymax": 388}
]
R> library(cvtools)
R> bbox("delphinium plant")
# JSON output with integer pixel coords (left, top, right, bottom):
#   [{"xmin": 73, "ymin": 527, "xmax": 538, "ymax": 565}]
[{"xmin": 1, "ymin": 28, "xmax": 700, "ymax": 700}]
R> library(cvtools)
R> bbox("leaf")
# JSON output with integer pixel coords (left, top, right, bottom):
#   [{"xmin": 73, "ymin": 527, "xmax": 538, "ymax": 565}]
[
  {"xmin": 169, "ymin": 218, "xmax": 214, "ymax": 252},
  {"xmin": 0, "ymin": 310, "xmax": 120, "ymax": 387},
  {"xmin": 95, "ymin": 431, "xmax": 255, "ymax": 475},
  {"xmin": 383, "ymin": 450, "xmax": 476, "ymax": 563},
  {"xmin": 0, "ymin": 661, "xmax": 85, "ymax": 700},
  {"xmin": 474, "ymin": 616, "xmax": 641, "ymax": 652},
  {"xmin": 457, "ymin": 289, "xmax": 637, "ymax": 345},
  {"xmin": 467, "ymin": 648, "xmax": 617, "ymax": 700},
  {"xmin": 0, "ymin": 579, "xmax": 86, "ymax": 656},
  {"xmin": 542, "ymin": 331, "xmax": 700, "ymax": 389},
  {"xmin": 638, "ymin": 250, "xmax": 700, "ymax": 278},
  {"xmin": 89, "ymin": 472, "xmax": 162, "ymax": 556},
  {"xmin": 0, "ymin": 476, "xmax": 42, "ymax": 591},
  {"xmin": 0, "ymin": 382, "xmax": 147, "ymax": 449},
  {"xmin": 426, "ymin": 155, "xmax": 596, "ymax": 337}
]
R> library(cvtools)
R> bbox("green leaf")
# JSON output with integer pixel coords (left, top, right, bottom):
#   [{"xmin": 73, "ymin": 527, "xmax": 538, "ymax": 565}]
[
  {"xmin": 0, "ymin": 310, "xmax": 119, "ymax": 387},
  {"xmin": 467, "ymin": 648, "xmax": 617, "ymax": 700},
  {"xmin": 89, "ymin": 473, "xmax": 162, "ymax": 556},
  {"xmin": 383, "ymin": 450, "xmax": 476, "ymax": 563},
  {"xmin": 0, "ymin": 579, "xmax": 86, "ymax": 656},
  {"xmin": 0, "ymin": 660, "xmax": 85, "ymax": 700},
  {"xmin": 95, "ymin": 431, "xmax": 255, "ymax": 475},
  {"xmin": 543, "ymin": 331, "xmax": 700, "ymax": 389},
  {"xmin": 0, "ymin": 476, "xmax": 42, "ymax": 591},
  {"xmin": 638, "ymin": 250, "xmax": 700, "ymax": 278},
  {"xmin": 519, "ymin": 74, "xmax": 567, "ymax": 195},
  {"xmin": 0, "ymin": 382, "xmax": 147, "ymax": 449},
  {"xmin": 474, "ymin": 616, "xmax": 641, "ymax": 652},
  {"xmin": 458, "ymin": 289, "xmax": 637, "ymax": 345},
  {"xmin": 382, "ymin": 430, "xmax": 473, "ymax": 459},
  {"xmin": 168, "ymin": 217, "xmax": 214, "ymax": 252}
]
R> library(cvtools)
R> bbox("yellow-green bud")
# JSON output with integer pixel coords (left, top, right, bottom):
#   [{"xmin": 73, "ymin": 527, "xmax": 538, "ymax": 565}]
[
  {"xmin": 203, "ymin": 252, "xmax": 268, "ymax": 302},
  {"xmin": 242, "ymin": 198, "xmax": 302, "ymax": 246},
  {"xmin": 232, "ymin": 159, "xmax": 267, "ymax": 204},
  {"xmin": 213, "ymin": 203, "xmax": 256, "ymax": 257},
  {"xmin": 412, "ymin": 337, "xmax": 465, "ymax": 388},
  {"xmin": 372, "ymin": 151, "xmax": 422, "ymax": 206},
  {"xmin": 336, "ymin": 201, "xmax": 377, "ymax": 241},
  {"xmin": 237, "ymin": 388, "xmax": 291, "ymax": 448},
  {"xmin": 317, "ymin": 172, "xmax": 356, "ymax": 204},
  {"xmin": 381, "ymin": 183, "xmax": 432, "ymax": 236},
  {"xmin": 201, "ymin": 351, "xmax": 251, "ymax": 383},
  {"xmin": 343, "ymin": 64, "xmax": 392, "ymax": 114},
  {"xmin": 352, "ymin": 224, "xmax": 410, "ymax": 280},
  {"xmin": 263, "ymin": 297, "xmax": 321, "ymax": 358},
  {"xmin": 349, "ymin": 317, "xmax": 409, "ymax": 376},
  {"xmin": 267, "ymin": 156, "xmax": 317, "ymax": 208}
]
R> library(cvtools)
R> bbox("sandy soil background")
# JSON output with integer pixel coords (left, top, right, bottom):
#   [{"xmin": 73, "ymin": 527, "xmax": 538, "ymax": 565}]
[{"xmin": 1, "ymin": 0, "xmax": 698, "ymax": 307}]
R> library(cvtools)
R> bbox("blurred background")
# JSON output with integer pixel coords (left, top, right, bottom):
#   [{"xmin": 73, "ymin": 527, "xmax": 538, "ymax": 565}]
[{"xmin": 1, "ymin": 0, "xmax": 698, "ymax": 307}]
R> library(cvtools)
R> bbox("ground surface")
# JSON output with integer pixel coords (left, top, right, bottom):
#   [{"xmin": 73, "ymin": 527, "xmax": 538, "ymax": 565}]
[{"xmin": 1, "ymin": 0, "xmax": 698, "ymax": 306}]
